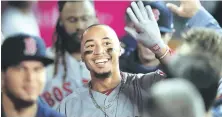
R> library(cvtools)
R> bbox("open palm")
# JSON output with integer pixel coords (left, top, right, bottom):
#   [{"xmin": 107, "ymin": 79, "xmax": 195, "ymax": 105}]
[{"xmin": 125, "ymin": 1, "xmax": 165, "ymax": 52}]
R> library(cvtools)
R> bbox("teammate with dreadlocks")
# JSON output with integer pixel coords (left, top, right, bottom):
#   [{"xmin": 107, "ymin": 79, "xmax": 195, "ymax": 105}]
[{"xmin": 41, "ymin": 1, "xmax": 98, "ymax": 109}]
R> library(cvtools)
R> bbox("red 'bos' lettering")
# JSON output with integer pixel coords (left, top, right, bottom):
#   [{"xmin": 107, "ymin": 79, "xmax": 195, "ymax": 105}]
[
  {"xmin": 63, "ymin": 82, "xmax": 73, "ymax": 96},
  {"xmin": 42, "ymin": 92, "xmax": 55, "ymax": 107},
  {"xmin": 53, "ymin": 87, "xmax": 63, "ymax": 101}
]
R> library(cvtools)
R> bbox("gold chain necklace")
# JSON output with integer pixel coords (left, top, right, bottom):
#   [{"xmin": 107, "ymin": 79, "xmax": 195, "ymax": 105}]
[{"xmin": 88, "ymin": 78, "xmax": 125, "ymax": 117}]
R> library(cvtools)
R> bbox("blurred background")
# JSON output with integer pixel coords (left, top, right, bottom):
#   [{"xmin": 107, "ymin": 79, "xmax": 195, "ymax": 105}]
[{"xmin": 1, "ymin": 1, "xmax": 222, "ymax": 49}]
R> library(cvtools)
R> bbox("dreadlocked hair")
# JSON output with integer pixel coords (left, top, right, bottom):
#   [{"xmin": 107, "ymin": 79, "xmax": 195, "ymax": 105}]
[{"xmin": 52, "ymin": 20, "xmax": 68, "ymax": 82}]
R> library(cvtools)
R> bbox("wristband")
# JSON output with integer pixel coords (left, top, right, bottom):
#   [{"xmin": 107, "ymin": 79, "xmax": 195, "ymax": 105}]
[{"xmin": 159, "ymin": 48, "xmax": 170, "ymax": 60}]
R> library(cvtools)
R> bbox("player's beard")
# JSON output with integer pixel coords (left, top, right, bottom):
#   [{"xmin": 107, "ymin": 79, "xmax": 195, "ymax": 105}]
[
  {"xmin": 84, "ymin": 48, "xmax": 114, "ymax": 79},
  {"xmin": 64, "ymin": 32, "xmax": 81, "ymax": 54},
  {"xmin": 5, "ymin": 88, "xmax": 35, "ymax": 109},
  {"xmin": 84, "ymin": 61, "xmax": 112, "ymax": 79},
  {"xmin": 94, "ymin": 71, "xmax": 112, "ymax": 79},
  {"xmin": 57, "ymin": 24, "xmax": 81, "ymax": 54}
]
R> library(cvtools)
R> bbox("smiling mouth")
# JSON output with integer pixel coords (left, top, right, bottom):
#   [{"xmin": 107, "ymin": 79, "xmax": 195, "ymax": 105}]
[
  {"xmin": 24, "ymin": 87, "xmax": 36, "ymax": 94},
  {"xmin": 94, "ymin": 58, "xmax": 111, "ymax": 65}
]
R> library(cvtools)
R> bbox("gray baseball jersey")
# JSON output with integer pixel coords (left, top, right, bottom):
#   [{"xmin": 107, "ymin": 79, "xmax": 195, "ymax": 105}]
[
  {"xmin": 57, "ymin": 71, "xmax": 165, "ymax": 117},
  {"xmin": 41, "ymin": 48, "xmax": 91, "ymax": 109}
]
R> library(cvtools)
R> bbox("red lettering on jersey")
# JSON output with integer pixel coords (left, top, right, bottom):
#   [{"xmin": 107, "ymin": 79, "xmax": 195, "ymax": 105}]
[
  {"xmin": 53, "ymin": 87, "xmax": 63, "ymax": 101},
  {"xmin": 42, "ymin": 92, "xmax": 55, "ymax": 107},
  {"xmin": 82, "ymin": 79, "xmax": 89, "ymax": 84},
  {"xmin": 63, "ymin": 82, "xmax": 73, "ymax": 96}
]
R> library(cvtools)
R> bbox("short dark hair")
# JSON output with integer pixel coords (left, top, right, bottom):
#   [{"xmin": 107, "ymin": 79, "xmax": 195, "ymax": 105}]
[
  {"xmin": 57, "ymin": 1, "xmax": 94, "ymax": 12},
  {"xmin": 80, "ymin": 24, "xmax": 106, "ymax": 41},
  {"xmin": 168, "ymin": 53, "xmax": 221, "ymax": 111}
]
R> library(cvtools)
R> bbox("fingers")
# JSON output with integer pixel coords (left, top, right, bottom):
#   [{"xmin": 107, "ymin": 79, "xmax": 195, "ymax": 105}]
[
  {"xmin": 124, "ymin": 26, "xmax": 138, "ymax": 39},
  {"xmin": 137, "ymin": 1, "xmax": 149, "ymax": 21},
  {"xmin": 166, "ymin": 3, "xmax": 180, "ymax": 15},
  {"xmin": 128, "ymin": 1, "xmax": 155, "ymax": 22},
  {"xmin": 126, "ymin": 7, "xmax": 139, "ymax": 24},
  {"xmin": 145, "ymin": 5, "xmax": 156, "ymax": 22},
  {"xmin": 131, "ymin": 2, "xmax": 144, "ymax": 22}
]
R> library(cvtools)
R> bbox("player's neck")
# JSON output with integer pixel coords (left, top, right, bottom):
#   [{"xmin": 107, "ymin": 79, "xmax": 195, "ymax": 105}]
[
  {"xmin": 2, "ymin": 93, "xmax": 38, "ymax": 117},
  {"xmin": 90, "ymin": 72, "xmax": 121, "ymax": 93}
]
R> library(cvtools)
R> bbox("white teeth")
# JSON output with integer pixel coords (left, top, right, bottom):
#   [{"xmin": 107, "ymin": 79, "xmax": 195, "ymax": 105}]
[
  {"xmin": 97, "ymin": 62, "xmax": 105, "ymax": 65},
  {"xmin": 95, "ymin": 59, "xmax": 108, "ymax": 64}
]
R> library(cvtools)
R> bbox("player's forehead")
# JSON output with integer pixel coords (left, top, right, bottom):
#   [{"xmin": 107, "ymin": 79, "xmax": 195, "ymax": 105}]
[
  {"xmin": 61, "ymin": 1, "xmax": 95, "ymax": 18},
  {"xmin": 10, "ymin": 60, "xmax": 44, "ymax": 69},
  {"xmin": 20, "ymin": 60, "xmax": 44, "ymax": 67},
  {"xmin": 82, "ymin": 25, "xmax": 119, "ymax": 44}
]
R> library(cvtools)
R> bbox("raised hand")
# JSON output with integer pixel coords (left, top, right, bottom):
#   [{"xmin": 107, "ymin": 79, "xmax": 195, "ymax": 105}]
[
  {"xmin": 166, "ymin": 0, "xmax": 201, "ymax": 18},
  {"xmin": 125, "ymin": 1, "xmax": 168, "ymax": 57}
]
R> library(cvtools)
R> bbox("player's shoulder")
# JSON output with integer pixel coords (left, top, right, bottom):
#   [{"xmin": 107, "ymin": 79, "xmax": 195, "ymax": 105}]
[
  {"xmin": 121, "ymin": 71, "xmax": 152, "ymax": 79},
  {"xmin": 45, "ymin": 47, "xmax": 56, "ymax": 81},
  {"xmin": 57, "ymin": 86, "xmax": 89, "ymax": 107},
  {"xmin": 56, "ymin": 86, "xmax": 89, "ymax": 115},
  {"xmin": 45, "ymin": 47, "xmax": 66, "ymax": 82},
  {"xmin": 121, "ymin": 70, "xmax": 166, "ymax": 82},
  {"xmin": 121, "ymin": 72, "xmax": 141, "ymax": 78}
]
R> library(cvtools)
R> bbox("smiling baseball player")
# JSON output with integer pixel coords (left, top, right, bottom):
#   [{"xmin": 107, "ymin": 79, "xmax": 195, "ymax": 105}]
[
  {"xmin": 57, "ymin": 1, "xmax": 171, "ymax": 117},
  {"xmin": 56, "ymin": 0, "xmax": 222, "ymax": 117}
]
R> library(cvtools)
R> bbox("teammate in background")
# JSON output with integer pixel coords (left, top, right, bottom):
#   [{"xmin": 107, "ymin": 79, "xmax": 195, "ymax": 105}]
[
  {"xmin": 41, "ymin": 1, "xmax": 98, "ymax": 109},
  {"xmin": 1, "ymin": 34, "xmax": 64, "ymax": 117},
  {"xmin": 167, "ymin": 0, "xmax": 222, "ymax": 116},
  {"xmin": 174, "ymin": 28, "xmax": 222, "ymax": 117},
  {"xmin": 2, "ymin": 1, "xmax": 40, "ymax": 38},
  {"xmin": 168, "ymin": 52, "xmax": 221, "ymax": 117},
  {"xmin": 148, "ymin": 78, "xmax": 205, "ymax": 117},
  {"xmin": 175, "ymin": 28, "xmax": 222, "ymax": 59},
  {"xmin": 57, "ymin": 1, "xmax": 172, "ymax": 116},
  {"xmin": 167, "ymin": 0, "xmax": 222, "ymax": 34},
  {"xmin": 120, "ymin": 0, "xmax": 222, "ymax": 74}
]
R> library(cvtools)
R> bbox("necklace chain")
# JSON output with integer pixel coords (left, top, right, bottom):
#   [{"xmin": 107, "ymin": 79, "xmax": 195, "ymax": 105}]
[{"xmin": 88, "ymin": 78, "xmax": 125, "ymax": 117}]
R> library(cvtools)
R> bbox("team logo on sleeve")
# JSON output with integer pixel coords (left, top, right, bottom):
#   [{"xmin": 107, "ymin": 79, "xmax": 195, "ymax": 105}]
[{"xmin": 156, "ymin": 69, "xmax": 166, "ymax": 77}]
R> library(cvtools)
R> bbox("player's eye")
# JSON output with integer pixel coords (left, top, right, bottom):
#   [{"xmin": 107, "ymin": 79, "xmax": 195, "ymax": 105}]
[
  {"xmin": 86, "ymin": 45, "xmax": 94, "ymax": 48},
  {"xmin": 14, "ymin": 66, "xmax": 25, "ymax": 72},
  {"xmin": 81, "ymin": 16, "xmax": 90, "ymax": 22},
  {"xmin": 104, "ymin": 42, "xmax": 111, "ymax": 46},
  {"xmin": 34, "ymin": 66, "xmax": 44, "ymax": 72},
  {"xmin": 67, "ymin": 17, "xmax": 78, "ymax": 23}
]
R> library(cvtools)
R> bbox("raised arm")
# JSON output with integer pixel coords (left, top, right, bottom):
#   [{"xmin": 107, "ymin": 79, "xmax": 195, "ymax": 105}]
[
  {"xmin": 167, "ymin": 0, "xmax": 222, "ymax": 34},
  {"xmin": 125, "ymin": 1, "xmax": 172, "ymax": 67}
]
